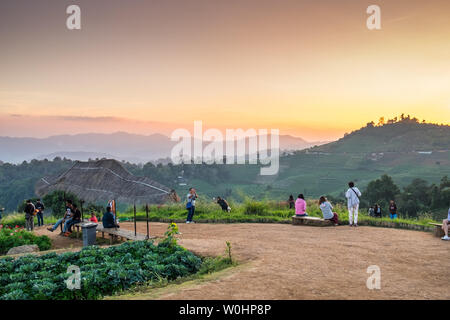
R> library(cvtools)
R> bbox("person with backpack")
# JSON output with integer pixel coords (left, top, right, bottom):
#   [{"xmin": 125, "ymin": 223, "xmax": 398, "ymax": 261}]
[
  {"xmin": 389, "ymin": 200, "xmax": 398, "ymax": 219},
  {"xmin": 319, "ymin": 196, "xmax": 339, "ymax": 226},
  {"xmin": 35, "ymin": 199, "xmax": 45, "ymax": 227},
  {"xmin": 186, "ymin": 187, "xmax": 198, "ymax": 224},
  {"xmin": 24, "ymin": 199, "xmax": 35, "ymax": 231},
  {"xmin": 345, "ymin": 181, "xmax": 361, "ymax": 227}
]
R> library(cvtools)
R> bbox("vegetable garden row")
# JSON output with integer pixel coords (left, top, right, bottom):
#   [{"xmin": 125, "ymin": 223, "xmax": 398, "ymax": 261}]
[{"xmin": 0, "ymin": 239, "xmax": 202, "ymax": 300}]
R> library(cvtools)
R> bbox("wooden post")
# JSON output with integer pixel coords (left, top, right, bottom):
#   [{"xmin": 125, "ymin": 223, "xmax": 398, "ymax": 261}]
[
  {"xmin": 146, "ymin": 204, "xmax": 149, "ymax": 239},
  {"xmin": 114, "ymin": 198, "xmax": 117, "ymax": 226},
  {"xmin": 134, "ymin": 203, "xmax": 137, "ymax": 237},
  {"xmin": 80, "ymin": 200, "xmax": 84, "ymax": 221}
]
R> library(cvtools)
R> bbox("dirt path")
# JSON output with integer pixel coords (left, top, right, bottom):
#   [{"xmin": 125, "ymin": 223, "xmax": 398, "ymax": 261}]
[
  {"xmin": 117, "ymin": 222, "xmax": 449, "ymax": 300},
  {"xmin": 34, "ymin": 225, "xmax": 85, "ymax": 250}
]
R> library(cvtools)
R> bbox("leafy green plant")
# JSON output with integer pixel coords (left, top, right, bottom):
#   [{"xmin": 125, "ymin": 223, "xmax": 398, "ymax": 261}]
[
  {"xmin": 0, "ymin": 226, "xmax": 51, "ymax": 255},
  {"xmin": 161, "ymin": 222, "xmax": 180, "ymax": 248},
  {"xmin": 225, "ymin": 241, "xmax": 233, "ymax": 264},
  {"xmin": 0, "ymin": 236, "xmax": 202, "ymax": 300},
  {"xmin": 243, "ymin": 199, "xmax": 269, "ymax": 216}
]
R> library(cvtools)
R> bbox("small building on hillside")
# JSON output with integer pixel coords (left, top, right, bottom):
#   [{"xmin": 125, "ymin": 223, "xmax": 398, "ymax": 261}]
[{"xmin": 35, "ymin": 159, "xmax": 179, "ymax": 205}]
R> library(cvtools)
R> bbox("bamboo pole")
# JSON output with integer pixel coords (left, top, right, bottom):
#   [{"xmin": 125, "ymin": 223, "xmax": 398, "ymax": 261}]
[
  {"xmin": 146, "ymin": 204, "xmax": 149, "ymax": 239},
  {"xmin": 134, "ymin": 203, "xmax": 137, "ymax": 237}
]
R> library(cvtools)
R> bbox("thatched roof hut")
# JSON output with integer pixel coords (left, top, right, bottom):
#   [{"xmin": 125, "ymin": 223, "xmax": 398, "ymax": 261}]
[{"xmin": 35, "ymin": 159, "xmax": 179, "ymax": 205}]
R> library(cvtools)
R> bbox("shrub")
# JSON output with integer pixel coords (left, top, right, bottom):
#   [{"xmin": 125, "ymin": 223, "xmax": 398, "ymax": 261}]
[
  {"xmin": 243, "ymin": 200, "xmax": 269, "ymax": 216},
  {"xmin": 0, "ymin": 226, "xmax": 52, "ymax": 255},
  {"xmin": 42, "ymin": 191, "xmax": 81, "ymax": 218}
]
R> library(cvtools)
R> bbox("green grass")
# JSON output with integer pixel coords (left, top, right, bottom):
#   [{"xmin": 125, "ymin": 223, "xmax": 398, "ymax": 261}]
[
  {"xmin": 3, "ymin": 200, "xmax": 439, "ymax": 231},
  {"xmin": 116, "ymin": 200, "xmax": 438, "ymax": 229},
  {"xmin": 0, "ymin": 213, "xmax": 58, "ymax": 228}
]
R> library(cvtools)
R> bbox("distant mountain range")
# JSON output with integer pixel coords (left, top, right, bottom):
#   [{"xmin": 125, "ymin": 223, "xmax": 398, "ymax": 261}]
[{"xmin": 0, "ymin": 132, "xmax": 328, "ymax": 163}]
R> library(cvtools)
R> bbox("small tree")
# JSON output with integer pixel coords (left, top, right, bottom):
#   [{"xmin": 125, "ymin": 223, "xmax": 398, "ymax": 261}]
[
  {"xmin": 364, "ymin": 174, "xmax": 401, "ymax": 210},
  {"xmin": 42, "ymin": 190, "xmax": 81, "ymax": 218}
]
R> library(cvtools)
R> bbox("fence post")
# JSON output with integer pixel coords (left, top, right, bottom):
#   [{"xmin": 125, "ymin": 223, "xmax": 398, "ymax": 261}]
[
  {"xmin": 146, "ymin": 204, "xmax": 149, "ymax": 239},
  {"xmin": 80, "ymin": 200, "xmax": 84, "ymax": 221},
  {"xmin": 134, "ymin": 203, "xmax": 137, "ymax": 237}
]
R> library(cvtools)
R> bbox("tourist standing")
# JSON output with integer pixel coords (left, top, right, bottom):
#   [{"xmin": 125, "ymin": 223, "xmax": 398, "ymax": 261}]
[
  {"xmin": 441, "ymin": 208, "xmax": 450, "ymax": 241},
  {"xmin": 24, "ymin": 199, "xmax": 35, "ymax": 231},
  {"xmin": 368, "ymin": 206, "xmax": 375, "ymax": 217},
  {"xmin": 35, "ymin": 198, "xmax": 45, "ymax": 227},
  {"xmin": 288, "ymin": 195, "xmax": 295, "ymax": 209},
  {"xmin": 186, "ymin": 188, "xmax": 198, "ymax": 223},
  {"xmin": 389, "ymin": 200, "xmax": 398, "ymax": 219},
  {"xmin": 374, "ymin": 204, "xmax": 382, "ymax": 218},
  {"xmin": 345, "ymin": 181, "xmax": 361, "ymax": 227}
]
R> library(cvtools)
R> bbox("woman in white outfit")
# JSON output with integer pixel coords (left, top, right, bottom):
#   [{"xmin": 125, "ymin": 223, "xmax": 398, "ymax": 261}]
[{"xmin": 345, "ymin": 181, "xmax": 362, "ymax": 227}]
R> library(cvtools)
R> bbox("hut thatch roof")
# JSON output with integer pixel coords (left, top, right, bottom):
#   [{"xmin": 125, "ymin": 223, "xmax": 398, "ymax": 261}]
[{"xmin": 35, "ymin": 159, "xmax": 179, "ymax": 205}]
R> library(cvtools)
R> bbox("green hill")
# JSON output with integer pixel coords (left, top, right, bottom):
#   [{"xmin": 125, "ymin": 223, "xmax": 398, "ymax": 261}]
[
  {"xmin": 312, "ymin": 119, "xmax": 450, "ymax": 154},
  {"xmin": 1, "ymin": 118, "xmax": 449, "ymax": 212}
]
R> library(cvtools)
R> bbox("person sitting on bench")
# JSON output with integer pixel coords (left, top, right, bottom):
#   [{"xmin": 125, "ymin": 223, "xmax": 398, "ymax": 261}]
[
  {"xmin": 295, "ymin": 194, "xmax": 308, "ymax": 217},
  {"xmin": 102, "ymin": 206, "xmax": 119, "ymax": 228},
  {"xmin": 319, "ymin": 196, "xmax": 339, "ymax": 226},
  {"xmin": 89, "ymin": 212, "xmax": 98, "ymax": 223},
  {"xmin": 442, "ymin": 207, "xmax": 450, "ymax": 241},
  {"xmin": 64, "ymin": 203, "xmax": 81, "ymax": 236},
  {"xmin": 47, "ymin": 200, "xmax": 73, "ymax": 233}
]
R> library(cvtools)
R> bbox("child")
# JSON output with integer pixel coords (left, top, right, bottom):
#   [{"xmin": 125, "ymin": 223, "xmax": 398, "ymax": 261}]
[
  {"xmin": 319, "ymin": 196, "xmax": 339, "ymax": 226},
  {"xmin": 89, "ymin": 212, "xmax": 98, "ymax": 223}
]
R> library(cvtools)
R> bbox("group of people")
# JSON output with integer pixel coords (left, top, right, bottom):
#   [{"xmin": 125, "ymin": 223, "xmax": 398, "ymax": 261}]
[
  {"xmin": 47, "ymin": 200, "xmax": 82, "ymax": 236},
  {"xmin": 291, "ymin": 193, "xmax": 340, "ymax": 226},
  {"xmin": 290, "ymin": 181, "xmax": 362, "ymax": 226},
  {"xmin": 289, "ymin": 182, "xmax": 409, "ymax": 226},
  {"xmin": 21, "ymin": 196, "xmax": 119, "ymax": 236},
  {"xmin": 23, "ymin": 199, "xmax": 45, "ymax": 231},
  {"xmin": 185, "ymin": 188, "xmax": 233, "ymax": 223},
  {"xmin": 46, "ymin": 199, "xmax": 104, "ymax": 236},
  {"xmin": 368, "ymin": 200, "xmax": 398, "ymax": 219}
]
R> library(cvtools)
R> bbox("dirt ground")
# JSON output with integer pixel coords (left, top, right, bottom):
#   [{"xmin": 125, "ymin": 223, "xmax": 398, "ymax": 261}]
[{"xmin": 36, "ymin": 222, "xmax": 449, "ymax": 300}]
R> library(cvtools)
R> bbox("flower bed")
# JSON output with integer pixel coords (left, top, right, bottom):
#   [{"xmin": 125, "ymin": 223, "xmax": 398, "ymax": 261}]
[
  {"xmin": 0, "ymin": 239, "xmax": 202, "ymax": 300},
  {"xmin": 0, "ymin": 226, "xmax": 52, "ymax": 255}
]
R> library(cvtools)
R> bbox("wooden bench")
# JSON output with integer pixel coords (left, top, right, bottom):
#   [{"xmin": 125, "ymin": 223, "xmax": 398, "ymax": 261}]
[
  {"xmin": 292, "ymin": 215, "xmax": 333, "ymax": 227},
  {"xmin": 96, "ymin": 225, "xmax": 150, "ymax": 244},
  {"xmin": 428, "ymin": 222, "xmax": 447, "ymax": 238},
  {"xmin": 62, "ymin": 220, "xmax": 153, "ymax": 243}
]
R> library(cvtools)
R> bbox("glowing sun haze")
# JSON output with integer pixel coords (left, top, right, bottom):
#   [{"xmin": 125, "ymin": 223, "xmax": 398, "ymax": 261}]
[{"xmin": 0, "ymin": 0, "xmax": 449, "ymax": 141}]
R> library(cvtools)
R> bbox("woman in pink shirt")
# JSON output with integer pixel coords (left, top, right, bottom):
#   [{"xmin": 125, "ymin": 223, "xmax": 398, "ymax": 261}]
[{"xmin": 295, "ymin": 194, "xmax": 308, "ymax": 216}]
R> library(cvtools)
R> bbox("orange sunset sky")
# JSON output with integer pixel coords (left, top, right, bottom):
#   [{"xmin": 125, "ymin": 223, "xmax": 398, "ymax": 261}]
[{"xmin": 0, "ymin": 0, "xmax": 449, "ymax": 141}]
